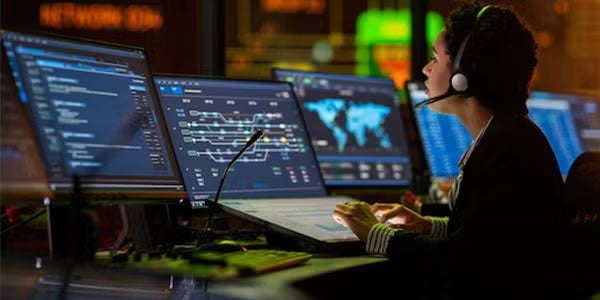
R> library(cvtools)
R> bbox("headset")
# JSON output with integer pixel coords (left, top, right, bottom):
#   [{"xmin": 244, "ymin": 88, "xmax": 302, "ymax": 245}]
[
  {"xmin": 450, "ymin": 5, "xmax": 491, "ymax": 93},
  {"xmin": 415, "ymin": 5, "xmax": 491, "ymax": 109}
]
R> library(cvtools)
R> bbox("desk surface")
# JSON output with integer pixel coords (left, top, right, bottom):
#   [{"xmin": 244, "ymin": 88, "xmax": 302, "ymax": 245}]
[
  {"xmin": 210, "ymin": 256, "xmax": 387, "ymax": 300},
  {"xmin": 257, "ymin": 256, "xmax": 386, "ymax": 281},
  {"xmin": 1, "ymin": 255, "xmax": 387, "ymax": 300}
]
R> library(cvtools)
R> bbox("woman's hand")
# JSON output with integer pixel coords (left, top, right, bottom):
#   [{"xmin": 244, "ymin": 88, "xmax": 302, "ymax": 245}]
[
  {"xmin": 333, "ymin": 201, "xmax": 380, "ymax": 242},
  {"xmin": 371, "ymin": 203, "xmax": 432, "ymax": 235}
]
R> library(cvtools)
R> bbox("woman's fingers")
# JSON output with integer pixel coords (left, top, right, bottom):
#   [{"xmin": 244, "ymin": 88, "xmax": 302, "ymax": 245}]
[
  {"xmin": 333, "ymin": 208, "xmax": 349, "ymax": 227},
  {"xmin": 334, "ymin": 202, "xmax": 364, "ymax": 224},
  {"xmin": 334, "ymin": 204, "xmax": 352, "ymax": 216},
  {"xmin": 379, "ymin": 205, "xmax": 406, "ymax": 223},
  {"xmin": 370, "ymin": 203, "xmax": 395, "ymax": 214}
]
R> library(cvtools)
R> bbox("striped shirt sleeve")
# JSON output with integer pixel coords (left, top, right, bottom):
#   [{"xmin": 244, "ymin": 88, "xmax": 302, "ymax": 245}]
[
  {"xmin": 366, "ymin": 223, "xmax": 398, "ymax": 255},
  {"xmin": 425, "ymin": 216, "xmax": 448, "ymax": 239}
]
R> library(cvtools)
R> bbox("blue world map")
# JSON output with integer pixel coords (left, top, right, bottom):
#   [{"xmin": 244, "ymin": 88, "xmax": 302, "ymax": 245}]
[{"xmin": 304, "ymin": 98, "xmax": 392, "ymax": 152}]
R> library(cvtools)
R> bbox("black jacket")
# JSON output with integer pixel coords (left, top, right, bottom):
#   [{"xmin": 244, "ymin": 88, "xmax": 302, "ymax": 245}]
[{"xmin": 386, "ymin": 113, "xmax": 569, "ymax": 298}]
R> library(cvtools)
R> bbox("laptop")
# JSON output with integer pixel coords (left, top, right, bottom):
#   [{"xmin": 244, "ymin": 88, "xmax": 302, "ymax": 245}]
[
  {"xmin": 1, "ymin": 30, "xmax": 186, "ymax": 202},
  {"xmin": 154, "ymin": 74, "xmax": 362, "ymax": 253}
]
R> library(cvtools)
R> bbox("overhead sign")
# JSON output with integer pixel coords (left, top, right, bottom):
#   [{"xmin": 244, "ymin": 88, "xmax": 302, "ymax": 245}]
[{"xmin": 39, "ymin": 3, "xmax": 163, "ymax": 32}]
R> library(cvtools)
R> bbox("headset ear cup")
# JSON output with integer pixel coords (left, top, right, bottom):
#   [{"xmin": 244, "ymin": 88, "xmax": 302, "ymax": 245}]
[{"xmin": 451, "ymin": 73, "xmax": 469, "ymax": 92}]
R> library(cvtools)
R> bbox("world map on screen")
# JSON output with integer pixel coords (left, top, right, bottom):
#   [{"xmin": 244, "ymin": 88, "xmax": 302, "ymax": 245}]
[{"xmin": 304, "ymin": 98, "xmax": 392, "ymax": 152}]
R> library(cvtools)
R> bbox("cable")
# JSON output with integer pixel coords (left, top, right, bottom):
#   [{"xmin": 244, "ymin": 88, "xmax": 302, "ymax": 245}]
[
  {"xmin": 1, "ymin": 204, "xmax": 39, "ymax": 221},
  {"xmin": 0, "ymin": 208, "xmax": 46, "ymax": 235}
]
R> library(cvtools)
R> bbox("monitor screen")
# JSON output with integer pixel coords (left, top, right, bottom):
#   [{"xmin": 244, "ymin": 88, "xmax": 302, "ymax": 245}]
[
  {"xmin": 272, "ymin": 69, "xmax": 412, "ymax": 187},
  {"xmin": 154, "ymin": 75, "xmax": 327, "ymax": 205},
  {"xmin": 1, "ymin": 31, "xmax": 184, "ymax": 197},
  {"xmin": 0, "ymin": 46, "xmax": 50, "ymax": 201},
  {"xmin": 406, "ymin": 80, "xmax": 471, "ymax": 180},
  {"xmin": 530, "ymin": 91, "xmax": 600, "ymax": 153},
  {"xmin": 527, "ymin": 91, "xmax": 597, "ymax": 176}
]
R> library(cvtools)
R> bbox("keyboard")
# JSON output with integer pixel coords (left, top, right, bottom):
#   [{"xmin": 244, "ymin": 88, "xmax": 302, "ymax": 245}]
[
  {"xmin": 220, "ymin": 249, "xmax": 312, "ymax": 275},
  {"xmin": 124, "ymin": 248, "xmax": 312, "ymax": 279}
]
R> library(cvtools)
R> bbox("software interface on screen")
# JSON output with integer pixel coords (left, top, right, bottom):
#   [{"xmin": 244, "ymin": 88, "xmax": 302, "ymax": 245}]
[
  {"xmin": 406, "ymin": 81, "xmax": 472, "ymax": 180},
  {"xmin": 273, "ymin": 69, "xmax": 412, "ymax": 187},
  {"xmin": 0, "ymin": 49, "xmax": 49, "ymax": 198},
  {"xmin": 1, "ymin": 31, "xmax": 183, "ymax": 193},
  {"xmin": 528, "ymin": 92, "xmax": 592, "ymax": 176},
  {"xmin": 531, "ymin": 91, "xmax": 600, "ymax": 153},
  {"xmin": 155, "ymin": 76, "xmax": 328, "ymax": 204}
]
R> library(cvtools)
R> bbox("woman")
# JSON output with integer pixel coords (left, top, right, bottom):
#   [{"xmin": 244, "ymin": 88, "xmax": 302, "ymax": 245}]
[{"xmin": 334, "ymin": 3, "xmax": 570, "ymax": 298}]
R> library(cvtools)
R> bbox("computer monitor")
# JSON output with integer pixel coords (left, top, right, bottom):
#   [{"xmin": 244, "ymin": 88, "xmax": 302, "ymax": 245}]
[
  {"xmin": 0, "ymin": 44, "xmax": 50, "ymax": 201},
  {"xmin": 530, "ymin": 91, "xmax": 600, "ymax": 152},
  {"xmin": 1, "ymin": 30, "xmax": 185, "ymax": 200},
  {"xmin": 405, "ymin": 80, "xmax": 471, "ymax": 181},
  {"xmin": 527, "ymin": 91, "xmax": 596, "ymax": 176},
  {"xmin": 154, "ymin": 75, "xmax": 327, "ymax": 207},
  {"xmin": 272, "ymin": 69, "xmax": 412, "ymax": 188}
]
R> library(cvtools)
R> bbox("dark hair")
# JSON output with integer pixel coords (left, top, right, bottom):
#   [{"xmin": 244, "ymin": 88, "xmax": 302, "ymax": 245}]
[{"xmin": 444, "ymin": 2, "xmax": 538, "ymax": 114}]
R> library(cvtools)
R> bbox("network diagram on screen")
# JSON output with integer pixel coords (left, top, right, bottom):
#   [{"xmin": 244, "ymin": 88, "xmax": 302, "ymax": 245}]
[{"xmin": 156, "ymin": 77, "xmax": 327, "ymax": 202}]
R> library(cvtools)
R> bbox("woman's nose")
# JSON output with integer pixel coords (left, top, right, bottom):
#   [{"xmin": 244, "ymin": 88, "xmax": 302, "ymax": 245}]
[{"xmin": 422, "ymin": 61, "xmax": 431, "ymax": 76}]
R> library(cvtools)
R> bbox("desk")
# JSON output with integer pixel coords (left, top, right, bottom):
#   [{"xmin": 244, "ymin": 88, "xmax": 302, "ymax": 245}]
[
  {"xmin": 1, "ymin": 255, "xmax": 388, "ymax": 300},
  {"xmin": 211, "ymin": 256, "xmax": 387, "ymax": 299}
]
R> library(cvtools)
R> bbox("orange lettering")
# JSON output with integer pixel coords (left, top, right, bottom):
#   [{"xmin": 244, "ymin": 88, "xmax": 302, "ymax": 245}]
[
  {"xmin": 125, "ymin": 5, "xmax": 160, "ymax": 32},
  {"xmin": 39, "ymin": 3, "xmax": 51, "ymax": 27},
  {"xmin": 39, "ymin": 3, "xmax": 162, "ymax": 31}
]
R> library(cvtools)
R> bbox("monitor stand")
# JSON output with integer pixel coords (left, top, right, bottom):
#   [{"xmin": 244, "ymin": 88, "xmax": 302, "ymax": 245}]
[
  {"xmin": 47, "ymin": 200, "xmax": 96, "ymax": 262},
  {"xmin": 123, "ymin": 204, "xmax": 174, "ymax": 253}
]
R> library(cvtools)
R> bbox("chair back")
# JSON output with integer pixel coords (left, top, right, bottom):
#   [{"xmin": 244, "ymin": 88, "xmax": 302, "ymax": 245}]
[
  {"xmin": 564, "ymin": 151, "xmax": 600, "ymax": 295},
  {"xmin": 565, "ymin": 151, "xmax": 600, "ymax": 222}
]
